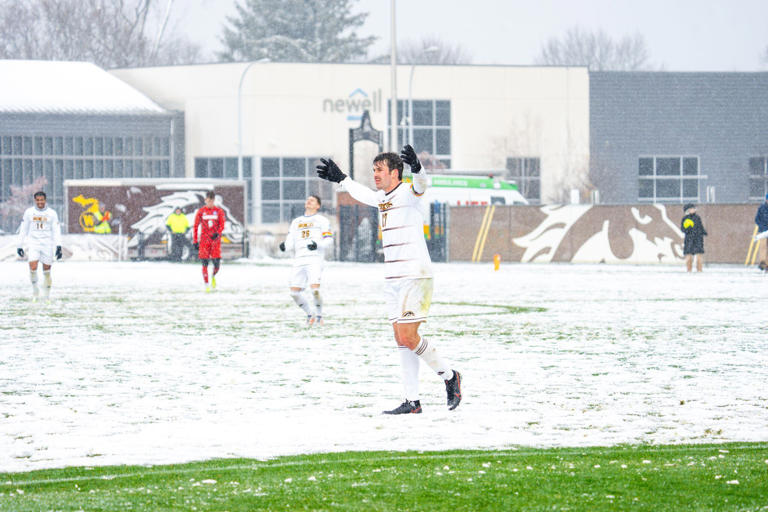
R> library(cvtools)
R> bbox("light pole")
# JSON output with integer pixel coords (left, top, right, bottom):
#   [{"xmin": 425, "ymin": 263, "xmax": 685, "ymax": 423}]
[
  {"xmin": 389, "ymin": 0, "xmax": 397, "ymax": 151},
  {"xmin": 237, "ymin": 58, "xmax": 270, "ymax": 181},
  {"xmin": 407, "ymin": 46, "xmax": 439, "ymax": 147}
]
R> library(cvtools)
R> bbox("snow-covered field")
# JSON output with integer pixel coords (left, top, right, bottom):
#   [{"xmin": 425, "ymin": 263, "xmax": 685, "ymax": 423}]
[{"xmin": 1, "ymin": 260, "xmax": 766, "ymax": 472}]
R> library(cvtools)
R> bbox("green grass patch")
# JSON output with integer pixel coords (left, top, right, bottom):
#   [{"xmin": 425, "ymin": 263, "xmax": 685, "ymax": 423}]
[
  {"xmin": 432, "ymin": 301, "xmax": 547, "ymax": 318},
  {"xmin": 1, "ymin": 443, "xmax": 766, "ymax": 511}
]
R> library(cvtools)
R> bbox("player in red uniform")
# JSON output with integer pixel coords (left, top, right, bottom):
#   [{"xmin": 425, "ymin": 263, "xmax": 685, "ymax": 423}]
[{"xmin": 193, "ymin": 191, "xmax": 226, "ymax": 291}]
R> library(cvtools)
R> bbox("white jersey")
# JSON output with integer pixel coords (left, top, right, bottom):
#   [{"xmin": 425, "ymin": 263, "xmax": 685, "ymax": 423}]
[
  {"xmin": 342, "ymin": 173, "xmax": 432, "ymax": 280},
  {"xmin": 17, "ymin": 205, "xmax": 62, "ymax": 248},
  {"xmin": 284, "ymin": 213, "xmax": 332, "ymax": 266}
]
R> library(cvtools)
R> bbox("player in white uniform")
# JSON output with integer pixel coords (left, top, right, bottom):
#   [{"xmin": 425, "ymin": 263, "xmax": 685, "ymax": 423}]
[
  {"xmin": 317, "ymin": 145, "xmax": 462, "ymax": 415},
  {"xmin": 279, "ymin": 195, "xmax": 333, "ymax": 326},
  {"xmin": 16, "ymin": 191, "xmax": 63, "ymax": 301}
]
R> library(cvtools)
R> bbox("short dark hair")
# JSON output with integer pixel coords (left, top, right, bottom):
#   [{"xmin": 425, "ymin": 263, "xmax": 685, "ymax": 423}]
[
  {"xmin": 373, "ymin": 152, "xmax": 404, "ymax": 180},
  {"xmin": 34, "ymin": 191, "xmax": 46, "ymax": 199},
  {"xmin": 309, "ymin": 194, "xmax": 321, "ymax": 207},
  {"xmin": 205, "ymin": 191, "xmax": 215, "ymax": 200}
]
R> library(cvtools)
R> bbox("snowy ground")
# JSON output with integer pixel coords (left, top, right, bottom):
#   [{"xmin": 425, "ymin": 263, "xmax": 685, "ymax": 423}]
[{"xmin": 1, "ymin": 260, "xmax": 766, "ymax": 472}]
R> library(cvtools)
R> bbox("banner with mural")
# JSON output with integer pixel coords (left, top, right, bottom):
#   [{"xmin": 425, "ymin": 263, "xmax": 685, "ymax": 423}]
[
  {"xmin": 450, "ymin": 203, "xmax": 760, "ymax": 265},
  {"xmin": 65, "ymin": 180, "xmax": 246, "ymax": 260}
]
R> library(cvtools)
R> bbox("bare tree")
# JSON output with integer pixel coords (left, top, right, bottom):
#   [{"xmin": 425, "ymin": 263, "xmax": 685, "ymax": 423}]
[
  {"xmin": 368, "ymin": 35, "xmax": 473, "ymax": 64},
  {"xmin": 0, "ymin": 0, "xmax": 201, "ymax": 68},
  {"xmin": 398, "ymin": 36, "xmax": 472, "ymax": 64},
  {"xmin": 536, "ymin": 27, "xmax": 651, "ymax": 71},
  {"xmin": 0, "ymin": 177, "xmax": 48, "ymax": 231}
]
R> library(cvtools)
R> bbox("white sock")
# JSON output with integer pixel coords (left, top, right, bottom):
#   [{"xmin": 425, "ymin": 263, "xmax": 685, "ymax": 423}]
[
  {"xmin": 290, "ymin": 290, "xmax": 313, "ymax": 316},
  {"xmin": 311, "ymin": 288, "xmax": 323, "ymax": 317},
  {"xmin": 29, "ymin": 269, "xmax": 39, "ymax": 296},
  {"xmin": 42, "ymin": 270, "xmax": 52, "ymax": 299},
  {"xmin": 413, "ymin": 337, "xmax": 454, "ymax": 381},
  {"xmin": 399, "ymin": 345, "xmax": 420, "ymax": 401}
]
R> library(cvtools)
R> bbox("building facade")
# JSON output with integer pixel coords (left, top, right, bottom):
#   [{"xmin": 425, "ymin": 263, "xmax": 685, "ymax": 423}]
[
  {"xmin": 0, "ymin": 61, "xmax": 184, "ymax": 232},
  {"xmin": 111, "ymin": 62, "xmax": 590, "ymax": 225},
  {"xmin": 5, "ymin": 60, "xmax": 768, "ymax": 235},
  {"xmin": 590, "ymin": 71, "xmax": 768, "ymax": 204}
]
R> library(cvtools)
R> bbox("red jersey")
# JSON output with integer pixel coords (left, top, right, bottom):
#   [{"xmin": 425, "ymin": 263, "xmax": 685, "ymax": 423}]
[{"xmin": 193, "ymin": 206, "xmax": 226, "ymax": 244}]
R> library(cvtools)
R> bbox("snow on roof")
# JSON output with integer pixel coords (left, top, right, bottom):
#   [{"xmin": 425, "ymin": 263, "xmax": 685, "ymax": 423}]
[{"xmin": 0, "ymin": 60, "xmax": 167, "ymax": 115}]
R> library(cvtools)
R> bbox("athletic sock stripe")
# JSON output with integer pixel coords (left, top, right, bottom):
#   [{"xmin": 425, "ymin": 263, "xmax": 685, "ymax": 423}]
[{"xmin": 414, "ymin": 340, "xmax": 428, "ymax": 355}]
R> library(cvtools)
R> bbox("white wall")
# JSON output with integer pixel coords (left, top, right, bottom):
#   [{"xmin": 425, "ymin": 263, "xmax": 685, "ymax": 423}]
[{"xmin": 111, "ymin": 62, "xmax": 589, "ymax": 219}]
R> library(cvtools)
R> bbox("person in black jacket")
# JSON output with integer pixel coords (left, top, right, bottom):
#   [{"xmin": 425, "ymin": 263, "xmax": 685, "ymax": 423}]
[
  {"xmin": 681, "ymin": 203, "xmax": 707, "ymax": 272},
  {"xmin": 754, "ymin": 194, "xmax": 768, "ymax": 271}
]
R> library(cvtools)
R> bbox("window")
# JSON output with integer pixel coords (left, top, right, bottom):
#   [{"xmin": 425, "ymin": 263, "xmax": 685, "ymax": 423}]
[
  {"xmin": 749, "ymin": 157, "xmax": 768, "ymax": 200},
  {"xmin": 506, "ymin": 157, "xmax": 541, "ymax": 203},
  {"xmin": 0, "ymin": 130, "xmax": 171, "ymax": 231},
  {"xmin": 259, "ymin": 156, "xmax": 331, "ymax": 224},
  {"xmin": 638, "ymin": 156, "xmax": 700, "ymax": 202},
  {"xmin": 195, "ymin": 156, "xmax": 254, "ymax": 222},
  {"xmin": 389, "ymin": 99, "xmax": 451, "ymax": 169}
]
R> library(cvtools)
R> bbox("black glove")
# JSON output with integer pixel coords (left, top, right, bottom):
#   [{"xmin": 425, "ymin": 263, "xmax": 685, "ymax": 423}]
[
  {"xmin": 400, "ymin": 144, "xmax": 421, "ymax": 173},
  {"xmin": 193, "ymin": 242, "xmax": 199, "ymax": 251},
  {"xmin": 55, "ymin": 246, "xmax": 62, "ymax": 260},
  {"xmin": 307, "ymin": 241, "xmax": 317, "ymax": 251},
  {"xmin": 279, "ymin": 242, "xmax": 286, "ymax": 252},
  {"xmin": 17, "ymin": 248, "xmax": 24, "ymax": 258},
  {"xmin": 210, "ymin": 232, "xmax": 219, "ymax": 240},
  {"xmin": 316, "ymin": 158, "xmax": 347, "ymax": 183}
]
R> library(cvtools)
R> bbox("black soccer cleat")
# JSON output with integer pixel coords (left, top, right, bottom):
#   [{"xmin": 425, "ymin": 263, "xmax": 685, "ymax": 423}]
[
  {"xmin": 383, "ymin": 400, "xmax": 422, "ymax": 415},
  {"xmin": 445, "ymin": 371, "xmax": 462, "ymax": 410}
]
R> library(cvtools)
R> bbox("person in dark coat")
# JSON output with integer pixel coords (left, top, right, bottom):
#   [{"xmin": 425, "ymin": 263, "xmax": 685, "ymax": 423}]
[
  {"xmin": 754, "ymin": 194, "xmax": 768, "ymax": 271},
  {"xmin": 681, "ymin": 203, "xmax": 707, "ymax": 272}
]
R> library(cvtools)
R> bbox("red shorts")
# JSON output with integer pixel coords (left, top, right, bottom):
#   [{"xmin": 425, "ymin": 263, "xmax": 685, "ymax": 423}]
[{"xmin": 198, "ymin": 238, "xmax": 222, "ymax": 259}]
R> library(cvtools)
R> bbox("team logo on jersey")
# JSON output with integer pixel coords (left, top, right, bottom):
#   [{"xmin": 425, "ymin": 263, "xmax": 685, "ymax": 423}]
[
  {"xmin": 378, "ymin": 201, "xmax": 393, "ymax": 212},
  {"xmin": 298, "ymin": 222, "xmax": 314, "ymax": 229}
]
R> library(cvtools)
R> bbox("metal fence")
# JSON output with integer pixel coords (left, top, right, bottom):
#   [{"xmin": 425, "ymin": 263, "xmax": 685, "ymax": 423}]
[{"xmin": 337, "ymin": 202, "xmax": 448, "ymax": 263}]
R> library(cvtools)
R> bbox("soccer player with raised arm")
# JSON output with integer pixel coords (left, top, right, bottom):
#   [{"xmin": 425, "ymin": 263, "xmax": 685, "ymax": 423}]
[
  {"xmin": 316, "ymin": 145, "xmax": 462, "ymax": 415},
  {"xmin": 279, "ymin": 194, "xmax": 333, "ymax": 326},
  {"xmin": 16, "ymin": 191, "xmax": 63, "ymax": 301},
  {"xmin": 193, "ymin": 191, "xmax": 226, "ymax": 292}
]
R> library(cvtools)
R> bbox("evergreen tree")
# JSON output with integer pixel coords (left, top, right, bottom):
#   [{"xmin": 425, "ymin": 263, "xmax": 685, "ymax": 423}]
[{"xmin": 218, "ymin": 0, "xmax": 376, "ymax": 62}]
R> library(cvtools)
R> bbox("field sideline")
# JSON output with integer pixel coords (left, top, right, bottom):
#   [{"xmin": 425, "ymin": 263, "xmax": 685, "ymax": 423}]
[{"xmin": 2, "ymin": 260, "xmax": 767, "ymax": 507}]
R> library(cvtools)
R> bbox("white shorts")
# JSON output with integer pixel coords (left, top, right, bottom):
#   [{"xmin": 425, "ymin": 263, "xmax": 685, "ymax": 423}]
[
  {"xmin": 290, "ymin": 263, "xmax": 323, "ymax": 289},
  {"xmin": 385, "ymin": 277, "xmax": 433, "ymax": 324},
  {"xmin": 26, "ymin": 244, "xmax": 54, "ymax": 265}
]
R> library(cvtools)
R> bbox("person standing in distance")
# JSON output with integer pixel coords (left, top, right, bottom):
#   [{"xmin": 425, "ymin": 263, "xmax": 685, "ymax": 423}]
[
  {"xmin": 754, "ymin": 193, "xmax": 768, "ymax": 271},
  {"xmin": 193, "ymin": 191, "xmax": 226, "ymax": 292},
  {"xmin": 681, "ymin": 203, "xmax": 707, "ymax": 272},
  {"xmin": 316, "ymin": 145, "xmax": 462, "ymax": 415},
  {"xmin": 16, "ymin": 191, "xmax": 62, "ymax": 301},
  {"xmin": 279, "ymin": 195, "xmax": 333, "ymax": 326},
  {"xmin": 166, "ymin": 206, "xmax": 191, "ymax": 262}
]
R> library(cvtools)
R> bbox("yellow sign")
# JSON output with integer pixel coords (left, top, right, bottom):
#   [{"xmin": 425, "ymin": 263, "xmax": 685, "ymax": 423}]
[{"xmin": 72, "ymin": 194, "xmax": 100, "ymax": 232}]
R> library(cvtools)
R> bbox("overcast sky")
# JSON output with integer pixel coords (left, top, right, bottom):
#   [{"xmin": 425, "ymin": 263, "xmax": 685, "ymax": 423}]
[{"xmin": 179, "ymin": 0, "xmax": 768, "ymax": 71}]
